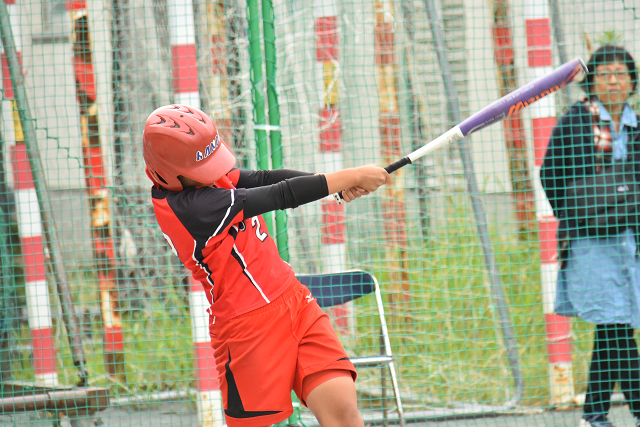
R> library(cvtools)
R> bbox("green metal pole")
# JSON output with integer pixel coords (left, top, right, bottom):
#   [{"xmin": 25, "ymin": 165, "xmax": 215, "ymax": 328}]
[
  {"xmin": 0, "ymin": 0, "xmax": 88, "ymax": 386},
  {"xmin": 0, "ymin": 111, "xmax": 9, "ymax": 384},
  {"xmin": 246, "ymin": 0, "xmax": 274, "ymax": 235},
  {"xmin": 0, "ymin": 207, "xmax": 11, "ymax": 383},
  {"xmin": 262, "ymin": 0, "xmax": 289, "ymax": 261},
  {"xmin": 260, "ymin": 5, "xmax": 301, "ymax": 424},
  {"xmin": 247, "ymin": 2, "xmax": 298, "ymax": 424}
]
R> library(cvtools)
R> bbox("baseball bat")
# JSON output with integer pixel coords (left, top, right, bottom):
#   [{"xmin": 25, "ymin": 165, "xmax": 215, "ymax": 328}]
[{"xmin": 336, "ymin": 57, "xmax": 587, "ymax": 202}]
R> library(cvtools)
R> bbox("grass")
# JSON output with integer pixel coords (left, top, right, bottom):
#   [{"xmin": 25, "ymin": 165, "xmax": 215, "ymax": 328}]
[
  {"xmin": 349, "ymin": 192, "xmax": 601, "ymax": 410},
  {"xmin": 5, "ymin": 268, "xmax": 196, "ymax": 402}
]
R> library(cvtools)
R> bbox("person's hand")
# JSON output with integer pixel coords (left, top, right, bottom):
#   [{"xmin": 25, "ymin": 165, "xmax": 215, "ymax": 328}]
[
  {"xmin": 323, "ymin": 164, "xmax": 391, "ymax": 198},
  {"xmin": 341, "ymin": 186, "xmax": 370, "ymax": 203},
  {"xmin": 354, "ymin": 164, "xmax": 391, "ymax": 192}
]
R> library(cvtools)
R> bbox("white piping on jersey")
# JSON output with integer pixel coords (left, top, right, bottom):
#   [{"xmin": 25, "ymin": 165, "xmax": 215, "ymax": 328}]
[
  {"xmin": 192, "ymin": 239, "xmax": 215, "ymax": 288},
  {"xmin": 192, "ymin": 190, "xmax": 237, "ymax": 302},
  {"xmin": 210, "ymin": 190, "xmax": 235, "ymax": 240},
  {"xmin": 232, "ymin": 244, "xmax": 270, "ymax": 303}
]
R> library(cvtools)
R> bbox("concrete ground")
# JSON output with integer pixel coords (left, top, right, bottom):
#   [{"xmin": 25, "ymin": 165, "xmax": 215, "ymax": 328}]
[
  {"xmin": 410, "ymin": 406, "xmax": 636, "ymax": 427},
  {"xmin": 1, "ymin": 405, "xmax": 637, "ymax": 427}
]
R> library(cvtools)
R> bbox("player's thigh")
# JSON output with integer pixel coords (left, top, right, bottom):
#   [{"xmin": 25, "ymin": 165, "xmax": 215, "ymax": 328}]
[
  {"xmin": 292, "ymin": 296, "xmax": 357, "ymax": 405},
  {"xmin": 305, "ymin": 375, "xmax": 363, "ymax": 427}
]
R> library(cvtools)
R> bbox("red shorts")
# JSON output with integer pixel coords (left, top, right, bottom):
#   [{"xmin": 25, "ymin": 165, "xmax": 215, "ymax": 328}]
[{"xmin": 209, "ymin": 279, "xmax": 357, "ymax": 427}]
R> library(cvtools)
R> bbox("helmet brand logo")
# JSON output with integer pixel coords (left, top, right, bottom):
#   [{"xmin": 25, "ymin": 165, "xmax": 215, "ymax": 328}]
[{"xmin": 196, "ymin": 134, "xmax": 221, "ymax": 162}]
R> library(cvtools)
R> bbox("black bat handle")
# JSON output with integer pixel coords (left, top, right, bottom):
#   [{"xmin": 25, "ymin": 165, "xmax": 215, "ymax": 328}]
[{"xmin": 385, "ymin": 157, "xmax": 412, "ymax": 174}]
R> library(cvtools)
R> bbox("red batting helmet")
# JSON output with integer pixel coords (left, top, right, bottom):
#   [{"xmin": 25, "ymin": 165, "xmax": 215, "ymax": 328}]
[{"xmin": 143, "ymin": 105, "xmax": 236, "ymax": 191}]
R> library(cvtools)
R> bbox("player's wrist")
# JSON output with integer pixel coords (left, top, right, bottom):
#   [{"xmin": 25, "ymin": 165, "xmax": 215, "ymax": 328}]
[{"xmin": 349, "ymin": 167, "xmax": 365, "ymax": 188}]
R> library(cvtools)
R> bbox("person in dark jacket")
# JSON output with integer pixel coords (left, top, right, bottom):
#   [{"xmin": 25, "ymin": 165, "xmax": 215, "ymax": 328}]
[{"xmin": 541, "ymin": 45, "xmax": 640, "ymax": 427}]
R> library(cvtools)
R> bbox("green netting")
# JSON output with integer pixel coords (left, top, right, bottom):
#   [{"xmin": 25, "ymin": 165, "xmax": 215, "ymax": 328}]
[{"xmin": 1, "ymin": 0, "xmax": 640, "ymax": 426}]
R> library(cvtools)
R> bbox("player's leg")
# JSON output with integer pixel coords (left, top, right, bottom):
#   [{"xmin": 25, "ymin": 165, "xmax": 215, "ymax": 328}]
[
  {"xmin": 209, "ymin": 282, "xmax": 303, "ymax": 427},
  {"xmin": 292, "ymin": 281, "xmax": 362, "ymax": 427},
  {"xmin": 304, "ymin": 373, "xmax": 363, "ymax": 427}
]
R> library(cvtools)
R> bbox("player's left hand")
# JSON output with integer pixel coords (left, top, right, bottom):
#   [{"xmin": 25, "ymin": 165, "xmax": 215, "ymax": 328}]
[{"xmin": 341, "ymin": 186, "xmax": 369, "ymax": 203}]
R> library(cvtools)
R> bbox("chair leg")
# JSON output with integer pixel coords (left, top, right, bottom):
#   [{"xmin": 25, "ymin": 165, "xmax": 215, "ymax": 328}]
[
  {"xmin": 380, "ymin": 331, "xmax": 388, "ymax": 427},
  {"xmin": 374, "ymin": 279, "xmax": 405, "ymax": 426},
  {"xmin": 388, "ymin": 361, "xmax": 405, "ymax": 427}
]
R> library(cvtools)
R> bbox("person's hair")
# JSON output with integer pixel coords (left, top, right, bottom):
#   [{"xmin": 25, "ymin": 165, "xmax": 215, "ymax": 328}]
[{"xmin": 581, "ymin": 44, "xmax": 638, "ymax": 94}]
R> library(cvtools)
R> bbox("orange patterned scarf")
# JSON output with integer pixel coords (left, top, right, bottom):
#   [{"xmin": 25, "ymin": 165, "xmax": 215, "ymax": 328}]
[{"xmin": 582, "ymin": 97, "xmax": 612, "ymax": 173}]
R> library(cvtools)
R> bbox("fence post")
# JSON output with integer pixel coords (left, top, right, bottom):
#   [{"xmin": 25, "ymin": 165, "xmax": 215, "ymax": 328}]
[
  {"xmin": 523, "ymin": 0, "xmax": 575, "ymax": 408},
  {"xmin": 314, "ymin": 0, "xmax": 354, "ymax": 339},
  {"xmin": 8, "ymin": 125, "xmax": 59, "ymax": 385},
  {"xmin": 1, "ymin": 0, "xmax": 57, "ymax": 386},
  {"xmin": 373, "ymin": 0, "xmax": 412, "ymax": 317},
  {"xmin": 167, "ymin": 0, "xmax": 224, "ymax": 425},
  {"xmin": 490, "ymin": 0, "xmax": 536, "ymax": 232},
  {"xmin": 0, "ymin": 0, "xmax": 88, "ymax": 386},
  {"xmin": 69, "ymin": 0, "xmax": 125, "ymax": 384},
  {"xmin": 246, "ymin": 0, "xmax": 273, "ymax": 236},
  {"xmin": 0, "ymin": 206, "xmax": 12, "ymax": 382},
  {"xmin": 262, "ymin": 0, "xmax": 288, "ymax": 261}
]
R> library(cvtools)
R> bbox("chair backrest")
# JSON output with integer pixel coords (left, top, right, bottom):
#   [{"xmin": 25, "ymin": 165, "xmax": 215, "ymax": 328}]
[{"xmin": 296, "ymin": 270, "xmax": 375, "ymax": 308}]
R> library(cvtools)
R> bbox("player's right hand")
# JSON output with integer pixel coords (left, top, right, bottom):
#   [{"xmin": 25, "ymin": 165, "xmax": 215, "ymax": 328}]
[
  {"xmin": 341, "ymin": 186, "xmax": 369, "ymax": 203},
  {"xmin": 354, "ymin": 164, "xmax": 391, "ymax": 192}
]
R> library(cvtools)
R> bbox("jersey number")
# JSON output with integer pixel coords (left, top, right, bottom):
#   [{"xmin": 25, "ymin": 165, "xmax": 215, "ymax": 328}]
[{"xmin": 251, "ymin": 217, "xmax": 268, "ymax": 242}]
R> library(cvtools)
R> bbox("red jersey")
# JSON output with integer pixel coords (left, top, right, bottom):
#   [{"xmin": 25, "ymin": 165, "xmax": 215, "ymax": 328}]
[{"xmin": 151, "ymin": 173, "xmax": 295, "ymax": 321}]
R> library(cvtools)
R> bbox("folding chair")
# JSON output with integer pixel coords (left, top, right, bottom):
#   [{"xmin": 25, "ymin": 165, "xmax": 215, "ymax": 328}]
[{"xmin": 296, "ymin": 270, "xmax": 404, "ymax": 426}]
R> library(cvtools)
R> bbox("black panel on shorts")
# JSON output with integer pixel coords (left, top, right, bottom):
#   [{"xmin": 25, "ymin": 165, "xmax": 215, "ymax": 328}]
[{"xmin": 224, "ymin": 350, "xmax": 281, "ymax": 419}]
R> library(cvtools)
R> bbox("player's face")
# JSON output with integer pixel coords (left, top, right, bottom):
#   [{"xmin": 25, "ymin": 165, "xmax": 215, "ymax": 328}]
[{"xmin": 593, "ymin": 62, "xmax": 633, "ymax": 107}]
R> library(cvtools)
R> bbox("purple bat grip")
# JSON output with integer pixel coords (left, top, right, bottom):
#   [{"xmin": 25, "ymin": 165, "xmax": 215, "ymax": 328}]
[{"xmin": 458, "ymin": 58, "xmax": 587, "ymax": 136}]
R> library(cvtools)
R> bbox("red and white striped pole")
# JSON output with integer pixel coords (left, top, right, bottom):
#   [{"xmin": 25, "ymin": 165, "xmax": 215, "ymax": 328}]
[
  {"xmin": 69, "ymin": 0, "xmax": 126, "ymax": 382},
  {"xmin": 167, "ymin": 2, "xmax": 223, "ymax": 426},
  {"xmin": 373, "ymin": 0, "xmax": 411, "ymax": 312},
  {"xmin": 2, "ymin": 0, "xmax": 57, "ymax": 385},
  {"xmin": 206, "ymin": 1, "xmax": 232, "ymax": 142},
  {"xmin": 189, "ymin": 279, "xmax": 223, "ymax": 427},
  {"xmin": 314, "ymin": 3, "xmax": 354, "ymax": 338},
  {"xmin": 169, "ymin": 0, "xmax": 200, "ymax": 109},
  {"xmin": 524, "ymin": 0, "xmax": 574, "ymax": 408},
  {"xmin": 10, "ymin": 143, "xmax": 59, "ymax": 386}
]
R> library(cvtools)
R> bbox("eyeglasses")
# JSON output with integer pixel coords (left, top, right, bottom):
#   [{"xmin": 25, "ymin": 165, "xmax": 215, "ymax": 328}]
[{"xmin": 594, "ymin": 70, "xmax": 630, "ymax": 81}]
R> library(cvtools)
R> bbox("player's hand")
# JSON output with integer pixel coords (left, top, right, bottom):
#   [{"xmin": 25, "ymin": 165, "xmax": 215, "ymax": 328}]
[
  {"xmin": 324, "ymin": 165, "xmax": 391, "ymax": 200},
  {"xmin": 341, "ymin": 186, "xmax": 369, "ymax": 203},
  {"xmin": 354, "ymin": 164, "xmax": 391, "ymax": 192}
]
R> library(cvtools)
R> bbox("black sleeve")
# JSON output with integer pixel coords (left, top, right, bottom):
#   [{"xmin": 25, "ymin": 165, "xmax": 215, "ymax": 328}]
[
  {"xmin": 237, "ymin": 169, "xmax": 314, "ymax": 189},
  {"xmin": 244, "ymin": 174, "xmax": 329, "ymax": 218}
]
